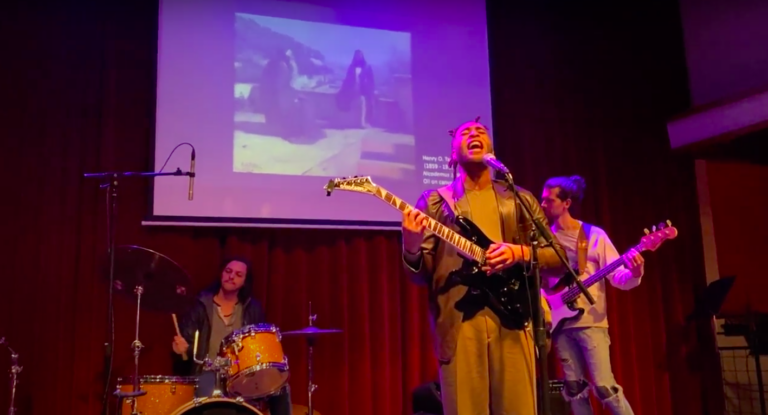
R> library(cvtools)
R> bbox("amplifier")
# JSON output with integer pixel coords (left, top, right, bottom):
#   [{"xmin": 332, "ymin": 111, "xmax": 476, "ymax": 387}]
[{"xmin": 548, "ymin": 380, "xmax": 570, "ymax": 415}]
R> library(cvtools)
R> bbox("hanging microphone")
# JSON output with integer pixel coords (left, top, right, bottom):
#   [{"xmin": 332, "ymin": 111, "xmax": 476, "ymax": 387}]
[
  {"xmin": 188, "ymin": 148, "xmax": 196, "ymax": 201},
  {"xmin": 482, "ymin": 153, "xmax": 510, "ymax": 174}
]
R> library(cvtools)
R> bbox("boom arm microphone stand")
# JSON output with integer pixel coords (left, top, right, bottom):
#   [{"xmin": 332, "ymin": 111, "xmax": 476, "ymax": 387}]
[
  {"xmin": 496, "ymin": 168, "xmax": 594, "ymax": 415},
  {"xmin": 83, "ymin": 144, "xmax": 195, "ymax": 415}
]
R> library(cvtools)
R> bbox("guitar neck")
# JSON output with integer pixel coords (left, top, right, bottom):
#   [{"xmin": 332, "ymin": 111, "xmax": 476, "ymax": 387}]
[
  {"xmin": 563, "ymin": 244, "xmax": 641, "ymax": 302},
  {"xmin": 373, "ymin": 187, "xmax": 485, "ymax": 262}
]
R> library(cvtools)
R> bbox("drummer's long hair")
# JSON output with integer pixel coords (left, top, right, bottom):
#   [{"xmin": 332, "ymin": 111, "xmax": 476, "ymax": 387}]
[{"xmin": 205, "ymin": 256, "xmax": 255, "ymax": 304}]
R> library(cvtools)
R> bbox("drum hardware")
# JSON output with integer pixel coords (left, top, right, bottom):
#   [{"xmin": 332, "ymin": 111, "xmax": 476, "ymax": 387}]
[
  {"xmin": 282, "ymin": 302, "xmax": 342, "ymax": 415},
  {"xmin": 0, "ymin": 337, "xmax": 21, "ymax": 415},
  {"xmin": 192, "ymin": 330, "xmax": 233, "ymax": 398},
  {"xmin": 124, "ymin": 286, "xmax": 149, "ymax": 404}
]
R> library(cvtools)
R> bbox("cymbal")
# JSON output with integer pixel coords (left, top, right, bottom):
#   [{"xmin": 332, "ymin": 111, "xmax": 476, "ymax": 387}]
[
  {"xmin": 281, "ymin": 326, "xmax": 343, "ymax": 337},
  {"xmin": 107, "ymin": 245, "xmax": 194, "ymax": 314}
]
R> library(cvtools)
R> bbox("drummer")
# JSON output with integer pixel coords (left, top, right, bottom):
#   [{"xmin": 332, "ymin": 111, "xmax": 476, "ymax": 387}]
[{"xmin": 171, "ymin": 256, "xmax": 293, "ymax": 415}]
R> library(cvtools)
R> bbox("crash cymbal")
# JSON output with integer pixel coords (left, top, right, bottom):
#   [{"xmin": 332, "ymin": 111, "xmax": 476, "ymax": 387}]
[
  {"xmin": 107, "ymin": 245, "xmax": 194, "ymax": 313},
  {"xmin": 281, "ymin": 326, "xmax": 343, "ymax": 337}
]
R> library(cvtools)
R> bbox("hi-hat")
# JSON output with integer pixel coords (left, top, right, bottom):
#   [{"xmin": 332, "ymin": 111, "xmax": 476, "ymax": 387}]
[{"xmin": 107, "ymin": 245, "xmax": 194, "ymax": 314}]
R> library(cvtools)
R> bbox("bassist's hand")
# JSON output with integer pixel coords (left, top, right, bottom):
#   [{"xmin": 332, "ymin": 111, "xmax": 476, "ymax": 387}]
[
  {"xmin": 622, "ymin": 249, "xmax": 645, "ymax": 279},
  {"xmin": 483, "ymin": 243, "xmax": 527, "ymax": 274},
  {"xmin": 402, "ymin": 207, "xmax": 429, "ymax": 253}
]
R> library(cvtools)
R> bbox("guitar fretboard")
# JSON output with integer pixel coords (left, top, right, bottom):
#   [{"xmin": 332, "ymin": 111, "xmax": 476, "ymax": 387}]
[
  {"xmin": 561, "ymin": 243, "xmax": 641, "ymax": 303},
  {"xmin": 374, "ymin": 187, "xmax": 485, "ymax": 263}
]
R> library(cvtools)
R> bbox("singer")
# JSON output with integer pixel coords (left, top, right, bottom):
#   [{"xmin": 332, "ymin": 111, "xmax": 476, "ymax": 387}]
[
  {"xmin": 171, "ymin": 257, "xmax": 292, "ymax": 415},
  {"xmin": 401, "ymin": 117, "xmax": 566, "ymax": 415}
]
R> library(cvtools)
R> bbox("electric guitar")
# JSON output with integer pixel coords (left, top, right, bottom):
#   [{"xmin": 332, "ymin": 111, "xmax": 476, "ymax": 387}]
[
  {"xmin": 324, "ymin": 176, "xmax": 532, "ymax": 329},
  {"xmin": 542, "ymin": 222, "xmax": 678, "ymax": 335}
]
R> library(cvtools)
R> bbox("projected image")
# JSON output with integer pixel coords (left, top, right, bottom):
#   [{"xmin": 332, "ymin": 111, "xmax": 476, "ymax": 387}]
[{"xmin": 234, "ymin": 14, "xmax": 414, "ymax": 179}]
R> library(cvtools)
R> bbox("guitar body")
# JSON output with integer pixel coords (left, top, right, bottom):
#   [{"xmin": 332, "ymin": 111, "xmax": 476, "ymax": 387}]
[
  {"xmin": 541, "ymin": 274, "xmax": 589, "ymax": 335},
  {"xmin": 452, "ymin": 215, "xmax": 530, "ymax": 330}
]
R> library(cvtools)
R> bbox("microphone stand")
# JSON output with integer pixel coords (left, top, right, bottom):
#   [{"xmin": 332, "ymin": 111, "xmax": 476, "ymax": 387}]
[
  {"xmin": 83, "ymin": 167, "xmax": 193, "ymax": 415},
  {"xmin": 0, "ymin": 338, "xmax": 21, "ymax": 415},
  {"xmin": 498, "ymin": 170, "xmax": 594, "ymax": 415}
]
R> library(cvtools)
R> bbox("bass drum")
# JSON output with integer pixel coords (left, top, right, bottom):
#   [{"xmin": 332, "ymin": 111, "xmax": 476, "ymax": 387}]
[{"xmin": 169, "ymin": 398, "xmax": 264, "ymax": 415}]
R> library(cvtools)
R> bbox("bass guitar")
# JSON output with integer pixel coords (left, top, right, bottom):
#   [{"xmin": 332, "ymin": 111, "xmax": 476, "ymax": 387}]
[
  {"xmin": 542, "ymin": 222, "xmax": 678, "ymax": 335},
  {"xmin": 324, "ymin": 176, "xmax": 532, "ymax": 329}
]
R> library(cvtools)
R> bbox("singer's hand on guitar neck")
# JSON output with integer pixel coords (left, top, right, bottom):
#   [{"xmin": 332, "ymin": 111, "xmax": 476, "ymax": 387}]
[
  {"xmin": 482, "ymin": 243, "xmax": 528, "ymax": 274},
  {"xmin": 402, "ymin": 207, "xmax": 429, "ymax": 253}
]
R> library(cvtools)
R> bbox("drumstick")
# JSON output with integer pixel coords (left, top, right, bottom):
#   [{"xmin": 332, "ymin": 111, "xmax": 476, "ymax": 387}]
[
  {"xmin": 171, "ymin": 314, "xmax": 188, "ymax": 360},
  {"xmin": 193, "ymin": 330, "xmax": 199, "ymax": 361}
]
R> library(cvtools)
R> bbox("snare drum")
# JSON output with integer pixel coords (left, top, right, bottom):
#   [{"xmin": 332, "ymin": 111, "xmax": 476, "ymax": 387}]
[
  {"xmin": 117, "ymin": 375, "xmax": 197, "ymax": 415},
  {"xmin": 221, "ymin": 323, "xmax": 289, "ymax": 399}
]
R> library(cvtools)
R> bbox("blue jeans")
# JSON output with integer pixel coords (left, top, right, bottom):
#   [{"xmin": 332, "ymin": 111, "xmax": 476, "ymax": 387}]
[
  {"xmin": 554, "ymin": 327, "xmax": 634, "ymax": 415},
  {"xmin": 196, "ymin": 371, "xmax": 293, "ymax": 415}
]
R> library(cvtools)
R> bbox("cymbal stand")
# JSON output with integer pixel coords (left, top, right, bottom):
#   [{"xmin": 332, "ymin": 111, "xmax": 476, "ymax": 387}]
[
  {"xmin": 0, "ymin": 338, "xmax": 21, "ymax": 415},
  {"xmin": 115, "ymin": 286, "xmax": 148, "ymax": 415},
  {"xmin": 306, "ymin": 302, "xmax": 318, "ymax": 415}
]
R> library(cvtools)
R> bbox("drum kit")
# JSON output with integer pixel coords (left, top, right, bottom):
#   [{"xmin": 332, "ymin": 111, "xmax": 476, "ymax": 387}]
[{"xmin": 110, "ymin": 245, "xmax": 340, "ymax": 415}]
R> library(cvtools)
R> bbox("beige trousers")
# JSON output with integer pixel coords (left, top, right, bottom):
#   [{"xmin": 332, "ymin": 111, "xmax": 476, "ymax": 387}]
[{"xmin": 439, "ymin": 308, "xmax": 537, "ymax": 415}]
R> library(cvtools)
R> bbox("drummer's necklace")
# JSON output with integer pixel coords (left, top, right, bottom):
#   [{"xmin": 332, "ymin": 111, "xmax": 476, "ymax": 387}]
[{"xmin": 213, "ymin": 295, "xmax": 236, "ymax": 325}]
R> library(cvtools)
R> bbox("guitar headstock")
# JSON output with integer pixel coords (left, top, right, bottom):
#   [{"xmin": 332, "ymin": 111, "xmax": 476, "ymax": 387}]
[
  {"xmin": 637, "ymin": 220, "xmax": 679, "ymax": 252},
  {"xmin": 324, "ymin": 176, "xmax": 378, "ymax": 196}
]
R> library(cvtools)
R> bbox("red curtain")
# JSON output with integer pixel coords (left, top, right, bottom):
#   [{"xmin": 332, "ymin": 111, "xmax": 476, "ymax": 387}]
[
  {"xmin": 704, "ymin": 161, "xmax": 768, "ymax": 315},
  {"xmin": 0, "ymin": 1, "xmax": 721, "ymax": 415}
]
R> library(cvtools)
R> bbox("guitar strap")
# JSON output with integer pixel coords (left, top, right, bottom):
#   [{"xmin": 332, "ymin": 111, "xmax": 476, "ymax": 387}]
[{"xmin": 577, "ymin": 222, "xmax": 592, "ymax": 273}]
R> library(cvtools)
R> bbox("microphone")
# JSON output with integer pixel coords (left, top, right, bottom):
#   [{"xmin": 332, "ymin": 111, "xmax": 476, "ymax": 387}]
[
  {"xmin": 188, "ymin": 148, "xmax": 196, "ymax": 201},
  {"xmin": 482, "ymin": 153, "xmax": 510, "ymax": 174}
]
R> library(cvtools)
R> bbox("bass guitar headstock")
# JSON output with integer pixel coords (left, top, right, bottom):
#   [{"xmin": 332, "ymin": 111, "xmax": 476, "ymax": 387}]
[{"xmin": 637, "ymin": 220, "xmax": 678, "ymax": 252}]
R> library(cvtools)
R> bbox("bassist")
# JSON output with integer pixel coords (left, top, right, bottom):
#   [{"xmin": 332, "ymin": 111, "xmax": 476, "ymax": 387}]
[
  {"xmin": 540, "ymin": 175, "xmax": 643, "ymax": 415},
  {"xmin": 402, "ymin": 117, "xmax": 567, "ymax": 415}
]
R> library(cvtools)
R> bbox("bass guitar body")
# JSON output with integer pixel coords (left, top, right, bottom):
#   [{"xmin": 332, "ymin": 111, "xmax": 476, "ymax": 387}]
[{"xmin": 541, "ymin": 275, "xmax": 588, "ymax": 336}]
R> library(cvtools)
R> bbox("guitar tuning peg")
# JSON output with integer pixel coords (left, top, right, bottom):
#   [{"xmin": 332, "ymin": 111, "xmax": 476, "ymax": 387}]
[
  {"xmin": 652, "ymin": 225, "xmax": 657, "ymax": 232},
  {"xmin": 658, "ymin": 222, "xmax": 666, "ymax": 229},
  {"xmin": 666, "ymin": 220, "xmax": 672, "ymax": 226},
  {"xmin": 644, "ymin": 228, "xmax": 650, "ymax": 235}
]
